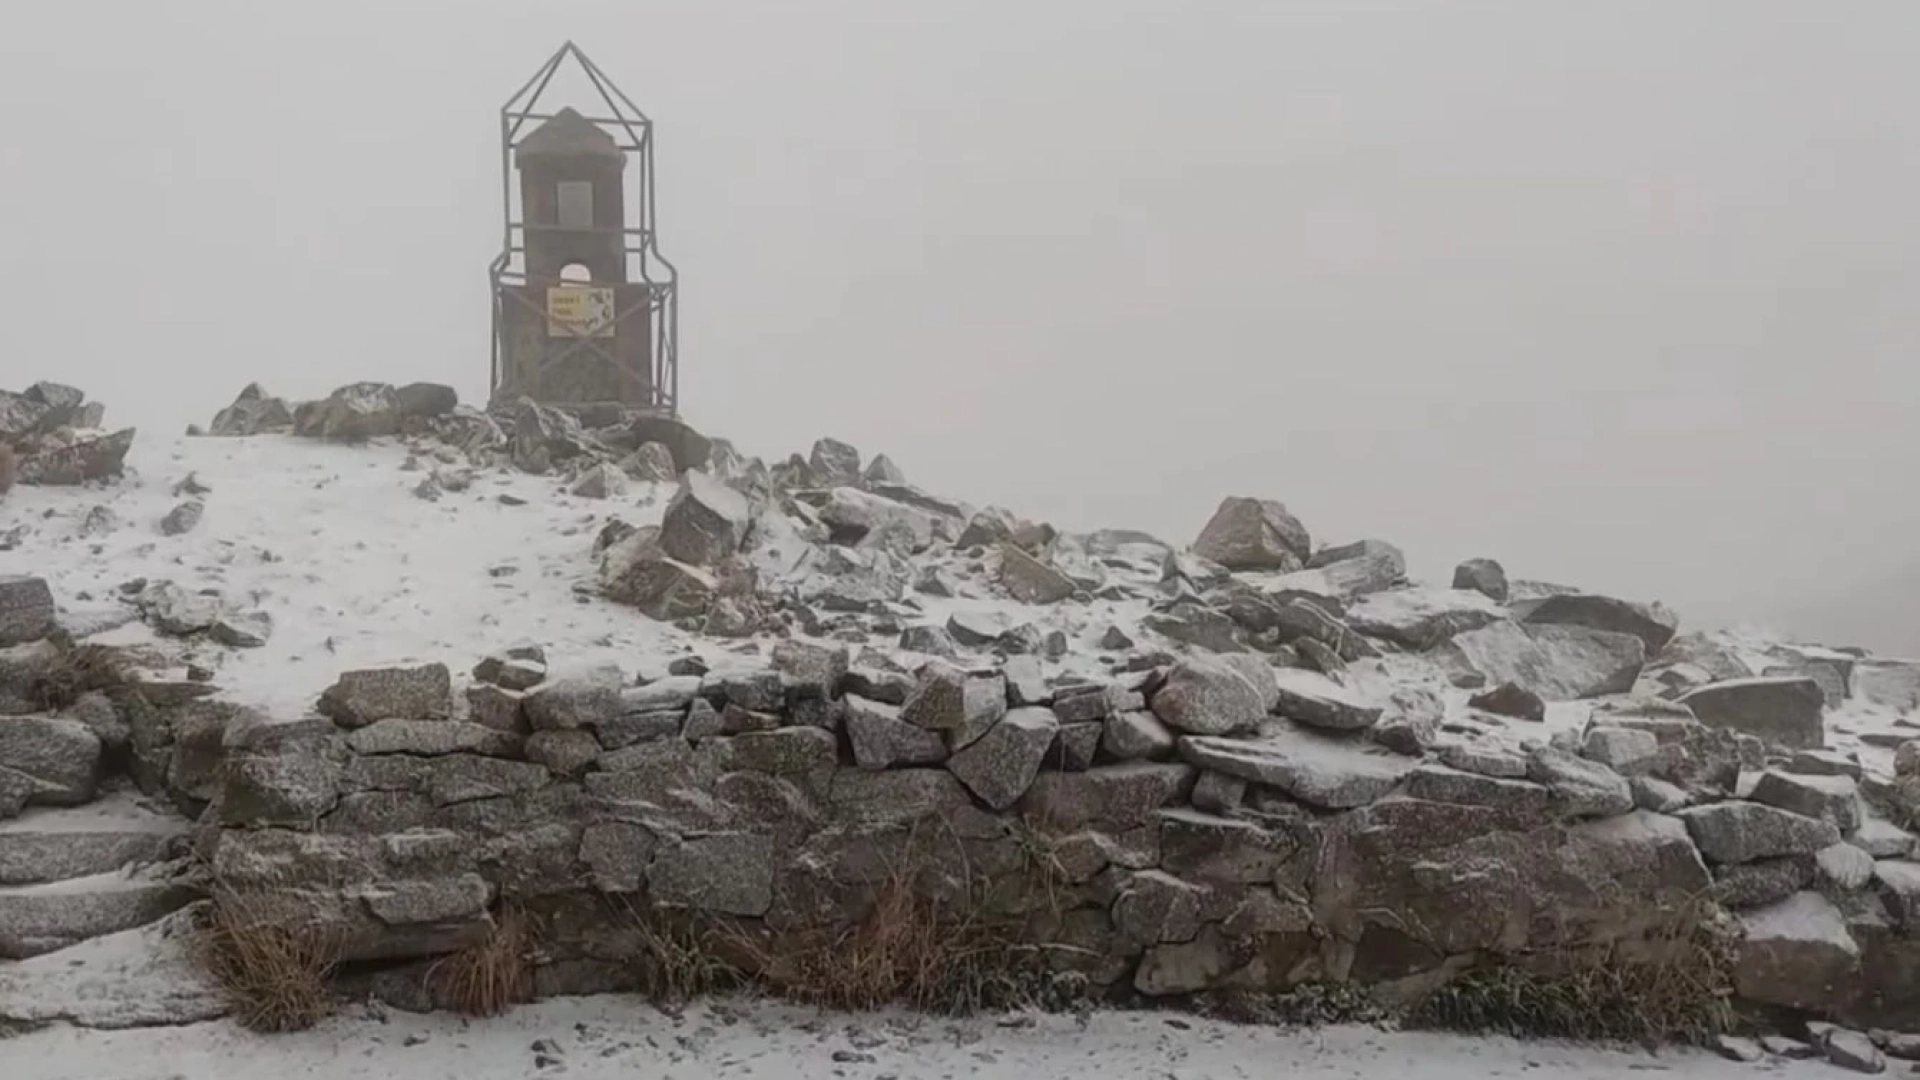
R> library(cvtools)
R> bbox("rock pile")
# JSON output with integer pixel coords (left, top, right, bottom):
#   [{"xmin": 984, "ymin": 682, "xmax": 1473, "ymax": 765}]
[
  {"xmin": 1, "ymin": 378, "xmax": 1919, "ymax": 1048},
  {"xmin": 0, "ymin": 381, "xmax": 133, "ymax": 488}
]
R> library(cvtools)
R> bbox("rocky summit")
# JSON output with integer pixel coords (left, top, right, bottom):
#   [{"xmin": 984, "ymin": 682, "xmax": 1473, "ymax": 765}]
[{"xmin": 2, "ymin": 378, "xmax": 1920, "ymax": 1051}]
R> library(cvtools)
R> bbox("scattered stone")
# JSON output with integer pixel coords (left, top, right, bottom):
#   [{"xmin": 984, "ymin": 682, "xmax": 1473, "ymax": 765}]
[
  {"xmin": 1180, "ymin": 725, "xmax": 1414, "ymax": 810},
  {"xmin": 1678, "ymin": 677, "xmax": 1826, "ymax": 751},
  {"xmin": 1525, "ymin": 746, "xmax": 1632, "ymax": 818},
  {"xmin": 1102, "ymin": 710, "xmax": 1176, "ymax": 761},
  {"xmin": 0, "ymin": 577, "xmax": 56, "ymax": 648},
  {"xmin": 1825, "ymin": 1029, "xmax": 1888, "ymax": 1074},
  {"xmin": 1467, "ymin": 682, "xmax": 1545, "ymax": 721},
  {"xmin": 1749, "ymin": 770, "xmax": 1861, "ymax": 833},
  {"xmin": 209, "ymin": 610, "xmax": 273, "ymax": 649},
  {"xmin": 1191, "ymin": 496, "xmax": 1310, "ymax": 570},
  {"xmin": 317, "ymin": 663, "xmax": 452, "ymax": 728},
  {"xmin": 1580, "ymin": 726, "xmax": 1660, "ymax": 772},
  {"xmin": 658, "ymin": 470, "xmax": 750, "ymax": 566},
  {"xmin": 1452, "ymin": 557, "xmax": 1509, "ymax": 603},
  {"xmin": 997, "ymin": 545, "xmax": 1077, "ymax": 605},
  {"xmin": 1149, "ymin": 655, "xmax": 1266, "ymax": 736},
  {"xmin": 945, "ymin": 707, "xmax": 1057, "ymax": 810},
  {"xmin": 1520, "ymin": 593, "xmax": 1680, "ymax": 653},
  {"xmin": 1678, "ymin": 802, "xmax": 1841, "ymax": 865},
  {"xmin": 570, "ymin": 462, "xmax": 627, "ymax": 499},
  {"xmin": 1268, "ymin": 668, "xmax": 1379, "ymax": 732},
  {"xmin": 158, "ymin": 501, "xmax": 203, "ymax": 536},
  {"xmin": 845, "ymin": 695, "xmax": 947, "ymax": 769}
]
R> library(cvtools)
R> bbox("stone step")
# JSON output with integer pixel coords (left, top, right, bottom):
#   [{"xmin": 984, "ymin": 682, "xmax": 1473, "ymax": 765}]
[
  {"xmin": 0, "ymin": 791, "xmax": 190, "ymax": 886},
  {"xmin": 0, "ymin": 903, "xmax": 227, "ymax": 1030},
  {"xmin": 0, "ymin": 866, "xmax": 194, "ymax": 959}
]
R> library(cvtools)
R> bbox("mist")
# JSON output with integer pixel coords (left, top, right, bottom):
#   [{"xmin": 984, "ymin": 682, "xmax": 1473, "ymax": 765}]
[{"xmin": 4, "ymin": 0, "xmax": 1917, "ymax": 653}]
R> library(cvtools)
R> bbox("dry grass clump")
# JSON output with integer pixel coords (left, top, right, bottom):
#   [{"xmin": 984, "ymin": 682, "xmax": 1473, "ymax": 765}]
[
  {"xmin": 428, "ymin": 906, "xmax": 538, "ymax": 1016},
  {"xmin": 622, "ymin": 825, "xmax": 1063, "ymax": 1015},
  {"xmin": 1403, "ymin": 898, "xmax": 1738, "ymax": 1046},
  {"xmin": 735, "ymin": 876, "xmax": 1049, "ymax": 1015},
  {"xmin": 199, "ymin": 890, "xmax": 341, "ymax": 1033},
  {"xmin": 29, "ymin": 641, "xmax": 134, "ymax": 710}
]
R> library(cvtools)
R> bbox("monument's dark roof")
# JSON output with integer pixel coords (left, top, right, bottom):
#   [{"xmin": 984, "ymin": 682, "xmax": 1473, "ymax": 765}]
[{"xmin": 515, "ymin": 107, "xmax": 623, "ymax": 163}]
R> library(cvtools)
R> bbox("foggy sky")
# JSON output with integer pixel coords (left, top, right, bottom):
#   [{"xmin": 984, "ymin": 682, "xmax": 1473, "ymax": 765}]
[{"xmin": 4, "ymin": 1, "xmax": 1918, "ymax": 652}]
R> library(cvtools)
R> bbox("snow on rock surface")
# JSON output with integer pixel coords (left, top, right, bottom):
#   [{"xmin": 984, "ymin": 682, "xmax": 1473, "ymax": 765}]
[{"xmin": 9, "ymin": 382, "xmax": 1920, "ymax": 1047}]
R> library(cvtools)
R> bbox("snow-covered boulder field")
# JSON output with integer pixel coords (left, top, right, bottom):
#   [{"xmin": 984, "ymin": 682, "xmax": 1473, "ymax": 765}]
[{"xmin": 3, "ymin": 379, "xmax": 1920, "ymax": 1073}]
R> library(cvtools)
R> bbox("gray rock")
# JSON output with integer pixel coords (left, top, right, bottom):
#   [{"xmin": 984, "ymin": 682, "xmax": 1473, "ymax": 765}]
[
  {"xmin": 1436, "ymin": 621, "xmax": 1645, "ymax": 701},
  {"xmin": 649, "ymin": 833, "xmax": 775, "ymax": 916},
  {"xmin": 1580, "ymin": 726, "xmax": 1660, "ymax": 772},
  {"xmin": 1853, "ymin": 660, "xmax": 1920, "ymax": 713},
  {"xmin": 1269, "ymin": 668, "xmax": 1380, "ymax": 731},
  {"xmin": 0, "ymin": 872, "xmax": 193, "ymax": 959},
  {"xmin": 317, "ymin": 663, "xmax": 452, "ymax": 728},
  {"xmin": 0, "ymin": 717, "xmax": 100, "ymax": 807},
  {"xmin": 1817, "ymin": 842, "xmax": 1877, "ymax": 891},
  {"xmin": 218, "ymin": 720, "xmax": 347, "ymax": 826},
  {"xmin": 0, "ymin": 577, "xmax": 55, "ymax": 648},
  {"xmin": 1149, "ymin": 655, "xmax": 1267, "ymax": 736},
  {"xmin": 946, "ymin": 707, "xmax": 1057, "ymax": 810},
  {"xmin": 347, "ymin": 719, "xmax": 521, "ymax": 758},
  {"xmin": 1430, "ymin": 742, "xmax": 1519, "ymax": 780},
  {"xmin": 1749, "ymin": 770, "xmax": 1860, "ymax": 833},
  {"xmin": 1520, "ymin": 593, "xmax": 1680, "ymax": 653},
  {"xmin": 393, "ymin": 381, "xmax": 457, "ymax": 418},
  {"xmin": 658, "ymin": 470, "xmax": 750, "ymax": 566},
  {"xmin": 1192, "ymin": 496, "xmax": 1310, "ymax": 570},
  {"xmin": 1677, "ymin": 802, "xmax": 1841, "ymax": 865},
  {"xmin": 16, "ymin": 428, "xmax": 136, "ymax": 485},
  {"xmin": 1102, "ymin": 710, "xmax": 1176, "ymax": 761},
  {"xmin": 523, "ymin": 666, "xmax": 623, "ymax": 731},
  {"xmin": 1180, "ymin": 725, "xmax": 1415, "ymax": 810},
  {"xmin": 465, "ymin": 684, "xmax": 527, "ymax": 733},
  {"xmin": 158, "ymin": 500, "xmax": 203, "ymax": 536},
  {"xmin": 1790, "ymin": 748, "xmax": 1864, "ymax": 779},
  {"xmin": 1343, "ymin": 587, "xmax": 1507, "ymax": 650},
  {"xmin": 306, "ymin": 382, "xmax": 401, "ymax": 440},
  {"xmin": 135, "ymin": 580, "xmax": 222, "ymax": 636},
  {"xmin": 1630, "ymin": 775, "xmax": 1689, "ymax": 813},
  {"xmin": 1876, "ymin": 860, "xmax": 1920, "ymax": 929},
  {"xmin": 1020, "ymin": 763, "xmax": 1195, "ymax": 829},
  {"xmin": 1824, "ymin": 1029, "xmax": 1888, "ymax": 1074},
  {"xmin": 209, "ymin": 610, "xmax": 273, "ymax": 649},
  {"xmin": 997, "ymin": 545, "xmax": 1078, "ymax": 605},
  {"xmin": 845, "ymin": 695, "xmax": 946, "ymax": 769},
  {"xmin": 1051, "ymin": 722, "xmax": 1102, "ymax": 771},
  {"xmin": 1452, "ymin": 558, "xmax": 1509, "ymax": 603},
  {"xmin": 770, "ymin": 640, "xmax": 848, "ymax": 699},
  {"xmin": 1678, "ymin": 677, "xmax": 1826, "ymax": 751},
  {"xmin": 1714, "ymin": 855, "xmax": 1816, "ymax": 910},
  {"xmin": 522, "ymin": 729, "xmax": 603, "ymax": 776},
  {"xmin": 1715, "ymin": 1036, "xmax": 1763, "ymax": 1063},
  {"xmin": 618, "ymin": 443, "xmax": 678, "ymax": 482},
  {"xmin": 1525, "ymin": 745, "xmax": 1632, "ymax": 819},
  {"xmin": 569, "ymin": 462, "xmax": 628, "ymax": 499},
  {"xmin": 358, "ymin": 874, "xmax": 492, "ymax": 926},
  {"xmin": 1142, "ymin": 604, "xmax": 1244, "ymax": 653},
  {"xmin": 1405, "ymin": 765, "xmax": 1553, "ymax": 815},
  {"xmin": 209, "ymin": 382, "xmax": 294, "ymax": 436},
  {"xmin": 808, "ymin": 437, "xmax": 863, "ymax": 486}
]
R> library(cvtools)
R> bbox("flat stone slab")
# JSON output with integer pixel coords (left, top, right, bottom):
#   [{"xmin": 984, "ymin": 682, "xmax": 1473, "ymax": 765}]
[
  {"xmin": 1178, "ymin": 724, "xmax": 1415, "ymax": 809},
  {"xmin": 0, "ymin": 870, "xmax": 193, "ymax": 958},
  {"xmin": 0, "ymin": 904, "xmax": 226, "ymax": 1029},
  {"xmin": 0, "ymin": 794, "xmax": 188, "ymax": 886}
]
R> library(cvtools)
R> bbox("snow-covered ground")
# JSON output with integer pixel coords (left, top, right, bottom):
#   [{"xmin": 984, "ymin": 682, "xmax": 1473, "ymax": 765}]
[
  {"xmin": 0, "ymin": 433, "xmax": 1155, "ymax": 719},
  {"xmin": 5, "ymin": 997, "xmax": 1832, "ymax": 1080}
]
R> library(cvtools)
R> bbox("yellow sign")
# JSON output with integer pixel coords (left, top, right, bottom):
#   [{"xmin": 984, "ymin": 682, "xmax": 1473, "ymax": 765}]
[{"xmin": 545, "ymin": 286, "xmax": 617, "ymax": 338}]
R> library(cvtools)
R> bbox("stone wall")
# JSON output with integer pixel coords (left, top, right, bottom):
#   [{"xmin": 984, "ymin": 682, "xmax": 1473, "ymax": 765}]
[{"xmin": 177, "ymin": 643, "xmax": 1920, "ymax": 1024}]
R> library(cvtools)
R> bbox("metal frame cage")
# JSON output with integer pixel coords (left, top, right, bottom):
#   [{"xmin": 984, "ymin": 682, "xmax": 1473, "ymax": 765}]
[{"xmin": 489, "ymin": 41, "xmax": 680, "ymax": 415}]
